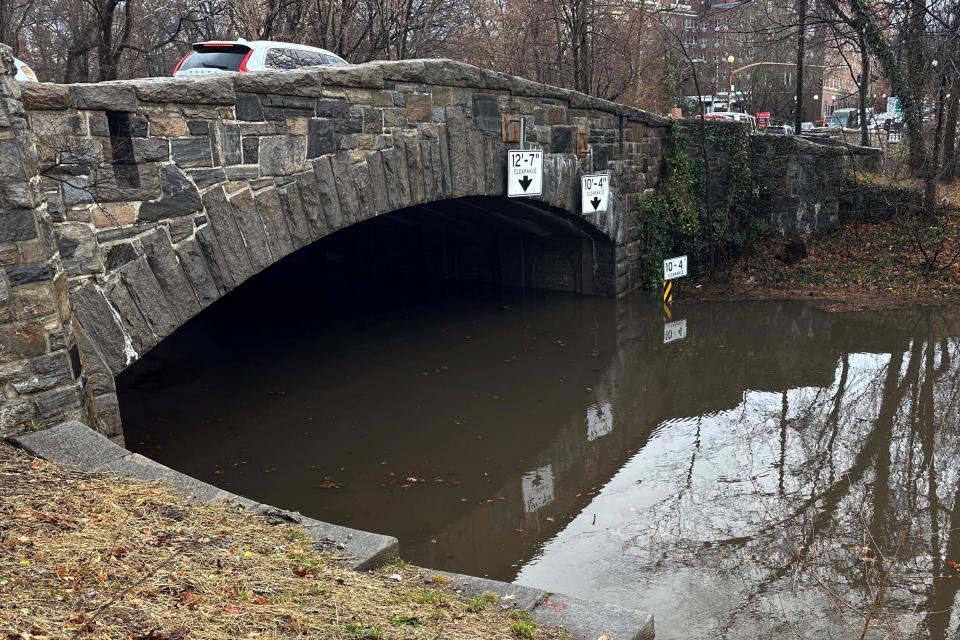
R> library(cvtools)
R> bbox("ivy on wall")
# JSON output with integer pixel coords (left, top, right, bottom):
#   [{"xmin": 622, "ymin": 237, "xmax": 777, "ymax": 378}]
[{"xmin": 635, "ymin": 121, "xmax": 764, "ymax": 288}]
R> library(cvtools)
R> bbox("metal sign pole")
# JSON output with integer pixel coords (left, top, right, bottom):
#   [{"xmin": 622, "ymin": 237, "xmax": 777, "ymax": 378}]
[{"xmin": 519, "ymin": 116, "xmax": 526, "ymax": 150}]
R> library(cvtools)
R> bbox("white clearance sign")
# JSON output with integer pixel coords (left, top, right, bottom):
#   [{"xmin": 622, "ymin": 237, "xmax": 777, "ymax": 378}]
[
  {"xmin": 663, "ymin": 255, "xmax": 688, "ymax": 280},
  {"xmin": 507, "ymin": 150, "xmax": 543, "ymax": 197},
  {"xmin": 663, "ymin": 319, "xmax": 687, "ymax": 344},
  {"xmin": 581, "ymin": 174, "xmax": 610, "ymax": 213}
]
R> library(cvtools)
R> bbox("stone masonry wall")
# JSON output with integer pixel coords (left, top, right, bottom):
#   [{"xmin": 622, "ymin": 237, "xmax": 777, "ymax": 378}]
[
  {"xmin": 0, "ymin": 46, "xmax": 86, "ymax": 439},
  {"xmin": 750, "ymin": 135, "xmax": 882, "ymax": 236},
  {"xmin": 3, "ymin": 58, "xmax": 670, "ymax": 438}
]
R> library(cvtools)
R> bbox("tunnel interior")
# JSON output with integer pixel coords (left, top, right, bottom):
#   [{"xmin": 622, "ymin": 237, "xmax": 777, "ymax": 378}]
[{"xmin": 301, "ymin": 196, "xmax": 617, "ymax": 297}]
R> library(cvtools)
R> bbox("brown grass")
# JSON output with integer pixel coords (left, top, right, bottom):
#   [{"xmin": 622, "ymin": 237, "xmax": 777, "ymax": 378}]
[{"xmin": 0, "ymin": 444, "xmax": 568, "ymax": 640}]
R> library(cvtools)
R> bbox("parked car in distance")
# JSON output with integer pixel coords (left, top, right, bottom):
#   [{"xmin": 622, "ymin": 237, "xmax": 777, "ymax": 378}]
[
  {"xmin": 708, "ymin": 111, "xmax": 759, "ymax": 133},
  {"xmin": 824, "ymin": 108, "xmax": 859, "ymax": 129},
  {"xmin": 173, "ymin": 39, "xmax": 348, "ymax": 77},
  {"xmin": 12, "ymin": 55, "xmax": 37, "ymax": 82},
  {"xmin": 800, "ymin": 121, "xmax": 815, "ymax": 132}
]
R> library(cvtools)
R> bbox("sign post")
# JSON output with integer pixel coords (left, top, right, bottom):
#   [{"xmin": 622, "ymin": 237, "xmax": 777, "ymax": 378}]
[
  {"xmin": 507, "ymin": 150, "xmax": 543, "ymax": 197},
  {"xmin": 662, "ymin": 255, "xmax": 688, "ymax": 343},
  {"xmin": 580, "ymin": 174, "xmax": 610, "ymax": 213}
]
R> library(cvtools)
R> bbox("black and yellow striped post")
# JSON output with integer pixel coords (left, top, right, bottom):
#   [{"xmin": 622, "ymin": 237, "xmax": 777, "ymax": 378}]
[{"xmin": 662, "ymin": 280, "xmax": 674, "ymax": 321}]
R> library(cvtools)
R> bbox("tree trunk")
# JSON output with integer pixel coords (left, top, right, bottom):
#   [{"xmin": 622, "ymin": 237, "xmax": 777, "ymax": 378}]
[
  {"xmin": 794, "ymin": 0, "xmax": 807, "ymax": 133},
  {"xmin": 942, "ymin": 75, "xmax": 960, "ymax": 182},
  {"xmin": 858, "ymin": 31, "xmax": 870, "ymax": 147}
]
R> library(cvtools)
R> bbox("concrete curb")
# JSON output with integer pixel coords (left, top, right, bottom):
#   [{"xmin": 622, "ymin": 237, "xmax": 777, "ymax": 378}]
[
  {"xmin": 7, "ymin": 420, "xmax": 656, "ymax": 639},
  {"xmin": 6, "ymin": 421, "xmax": 398, "ymax": 571},
  {"xmin": 424, "ymin": 570, "xmax": 655, "ymax": 640}
]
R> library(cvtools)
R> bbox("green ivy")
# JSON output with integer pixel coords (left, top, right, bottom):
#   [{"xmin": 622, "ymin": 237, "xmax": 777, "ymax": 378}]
[{"xmin": 635, "ymin": 122, "xmax": 761, "ymax": 288}]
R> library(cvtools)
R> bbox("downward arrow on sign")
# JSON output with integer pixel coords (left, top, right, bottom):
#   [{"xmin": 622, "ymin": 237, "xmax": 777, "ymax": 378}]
[
  {"xmin": 518, "ymin": 176, "xmax": 533, "ymax": 192},
  {"xmin": 590, "ymin": 196, "xmax": 602, "ymax": 210}
]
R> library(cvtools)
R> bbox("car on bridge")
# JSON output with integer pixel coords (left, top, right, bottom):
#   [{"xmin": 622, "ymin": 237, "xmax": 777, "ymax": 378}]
[{"xmin": 173, "ymin": 39, "xmax": 348, "ymax": 77}]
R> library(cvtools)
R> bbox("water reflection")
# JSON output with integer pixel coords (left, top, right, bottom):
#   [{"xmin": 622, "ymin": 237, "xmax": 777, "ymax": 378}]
[{"xmin": 118, "ymin": 274, "xmax": 960, "ymax": 639}]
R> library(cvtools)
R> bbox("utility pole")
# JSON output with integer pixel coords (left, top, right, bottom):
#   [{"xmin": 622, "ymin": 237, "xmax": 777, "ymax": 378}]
[{"xmin": 794, "ymin": 0, "xmax": 807, "ymax": 133}]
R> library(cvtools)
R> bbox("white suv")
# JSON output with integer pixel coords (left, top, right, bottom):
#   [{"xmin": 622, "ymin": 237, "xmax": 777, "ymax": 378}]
[{"xmin": 173, "ymin": 39, "xmax": 348, "ymax": 77}]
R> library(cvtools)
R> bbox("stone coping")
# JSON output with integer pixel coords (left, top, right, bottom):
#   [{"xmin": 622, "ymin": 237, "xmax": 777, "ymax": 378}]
[
  {"xmin": 423, "ymin": 570, "xmax": 655, "ymax": 640},
  {"xmin": 20, "ymin": 57, "xmax": 668, "ymax": 127},
  {"xmin": 7, "ymin": 420, "xmax": 656, "ymax": 639}
]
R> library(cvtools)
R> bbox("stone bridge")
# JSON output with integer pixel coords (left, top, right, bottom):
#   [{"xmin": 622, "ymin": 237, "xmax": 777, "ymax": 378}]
[{"xmin": 0, "ymin": 49, "xmax": 670, "ymax": 440}]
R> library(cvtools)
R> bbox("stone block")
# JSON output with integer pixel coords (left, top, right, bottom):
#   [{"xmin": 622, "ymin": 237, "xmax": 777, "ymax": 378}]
[
  {"xmin": 150, "ymin": 115, "xmax": 189, "ymax": 137},
  {"xmin": 93, "ymin": 202, "xmax": 137, "ymax": 228},
  {"xmin": 21, "ymin": 83, "xmax": 74, "ymax": 110},
  {"xmin": 103, "ymin": 241, "xmax": 139, "ymax": 271},
  {"xmin": 138, "ymin": 165, "xmax": 202, "ymax": 222},
  {"xmin": 200, "ymin": 187, "xmax": 254, "ymax": 287},
  {"xmin": 211, "ymin": 122, "xmax": 242, "ymax": 166},
  {"xmin": 299, "ymin": 515, "xmax": 399, "ymax": 571},
  {"xmin": 139, "ymin": 227, "xmax": 201, "ymax": 324},
  {"xmin": 235, "ymin": 93, "xmax": 263, "ymax": 121},
  {"xmin": 531, "ymin": 593, "xmax": 655, "ymax": 640},
  {"xmin": 8, "ymin": 420, "xmax": 129, "ymax": 469},
  {"xmin": 119, "ymin": 256, "xmax": 179, "ymax": 340},
  {"xmin": 315, "ymin": 98, "xmax": 347, "ymax": 118},
  {"xmin": 73, "ymin": 84, "xmax": 137, "ymax": 112},
  {"xmin": 472, "ymin": 93, "xmax": 501, "ymax": 131},
  {"xmin": 307, "ymin": 118, "xmax": 335, "ymax": 158},
  {"xmin": 0, "ymin": 321, "xmax": 46, "ymax": 361},
  {"xmin": 187, "ymin": 167, "xmax": 226, "ymax": 189},
  {"xmin": 171, "ymin": 137, "xmax": 212, "ymax": 168},
  {"xmin": 260, "ymin": 136, "xmax": 306, "ymax": 176},
  {"xmin": 134, "ymin": 76, "xmax": 235, "ymax": 105},
  {"xmin": 331, "ymin": 153, "xmax": 361, "ymax": 224},
  {"xmin": 0, "ymin": 210, "xmax": 38, "ymax": 243},
  {"xmin": 5, "ymin": 262, "xmax": 52, "ymax": 285},
  {"xmin": 253, "ymin": 187, "xmax": 295, "ymax": 259},
  {"xmin": 69, "ymin": 280, "xmax": 129, "ymax": 374},
  {"xmin": 12, "ymin": 281, "xmax": 57, "ymax": 320},
  {"xmin": 174, "ymin": 236, "xmax": 221, "ymax": 308},
  {"xmin": 132, "ymin": 138, "xmax": 169, "ymax": 163},
  {"xmin": 234, "ymin": 69, "xmax": 324, "ymax": 97},
  {"xmin": 320, "ymin": 65, "xmax": 384, "ymax": 89},
  {"xmin": 225, "ymin": 188, "xmax": 273, "ymax": 271},
  {"xmin": 242, "ymin": 137, "xmax": 259, "ymax": 164},
  {"xmin": 276, "ymin": 181, "xmax": 312, "ymax": 249},
  {"xmin": 56, "ymin": 222, "xmax": 102, "ymax": 276}
]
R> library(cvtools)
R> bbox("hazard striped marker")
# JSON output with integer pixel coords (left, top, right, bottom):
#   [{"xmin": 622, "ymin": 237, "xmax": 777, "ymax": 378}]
[{"xmin": 662, "ymin": 280, "xmax": 673, "ymax": 304}]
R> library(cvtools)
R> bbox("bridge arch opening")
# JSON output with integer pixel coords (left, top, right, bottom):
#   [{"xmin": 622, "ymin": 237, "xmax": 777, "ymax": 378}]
[{"xmin": 114, "ymin": 195, "xmax": 615, "ymax": 439}]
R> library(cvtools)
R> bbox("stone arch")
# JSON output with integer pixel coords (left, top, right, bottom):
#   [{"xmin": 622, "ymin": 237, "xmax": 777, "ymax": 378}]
[{"xmin": 10, "ymin": 58, "xmax": 669, "ymax": 438}]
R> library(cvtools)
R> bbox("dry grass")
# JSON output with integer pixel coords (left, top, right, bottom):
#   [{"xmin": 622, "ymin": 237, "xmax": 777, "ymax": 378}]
[{"xmin": 0, "ymin": 444, "xmax": 568, "ymax": 640}]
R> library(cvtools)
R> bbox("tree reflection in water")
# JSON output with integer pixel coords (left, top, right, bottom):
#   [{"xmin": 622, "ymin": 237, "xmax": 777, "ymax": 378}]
[{"xmin": 517, "ymin": 308, "xmax": 960, "ymax": 640}]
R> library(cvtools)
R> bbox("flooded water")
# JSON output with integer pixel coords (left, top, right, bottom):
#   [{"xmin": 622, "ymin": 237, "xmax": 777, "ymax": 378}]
[{"xmin": 120, "ymin": 256, "xmax": 960, "ymax": 639}]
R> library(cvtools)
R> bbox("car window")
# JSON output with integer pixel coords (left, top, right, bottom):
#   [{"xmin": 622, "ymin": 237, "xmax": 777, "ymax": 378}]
[
  {"xmin": 265, "ymin": 48, "xmax": 301, "ymax": 70},
  {"xmin": 323, "ymin": 53, "xmax": 348, "ymax": 65},
  {"xmin": 178, "ymin": 44, "xmax": 251, "ymax": 72},
  {"xmin": 296, "ymin": 50, "xmax": 327, "ymax": 67},
  {"xmin": 266, "ymin": 48, "xmax": 330, "ymax": 70}
]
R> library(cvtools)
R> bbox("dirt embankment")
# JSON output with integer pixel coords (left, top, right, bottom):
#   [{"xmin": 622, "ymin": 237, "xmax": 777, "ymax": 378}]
[
  {"xmin": 0, "ymin": 444, "xmax": 567, "ymax": 640},
  {"xmin": 688, "ymin": 200, "xmax": 960, "ymax": 312}
]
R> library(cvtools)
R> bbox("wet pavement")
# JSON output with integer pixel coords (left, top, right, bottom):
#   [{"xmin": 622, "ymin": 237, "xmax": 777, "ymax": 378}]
[{"xmin": 120, "ymin": 262, "xmax": 960, "ymax": 639}]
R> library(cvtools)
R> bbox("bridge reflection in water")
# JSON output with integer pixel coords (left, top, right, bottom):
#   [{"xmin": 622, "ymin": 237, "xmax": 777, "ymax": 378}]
[{"xmin": 118, "ymin": 242, "xmax": 960, "ymax": 639}]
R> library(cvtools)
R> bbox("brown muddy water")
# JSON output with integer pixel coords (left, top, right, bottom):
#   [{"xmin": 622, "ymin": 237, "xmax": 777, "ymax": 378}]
[{"xmin": 119, "ymin": 262, "xmax": 960, "ymax": 639}]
